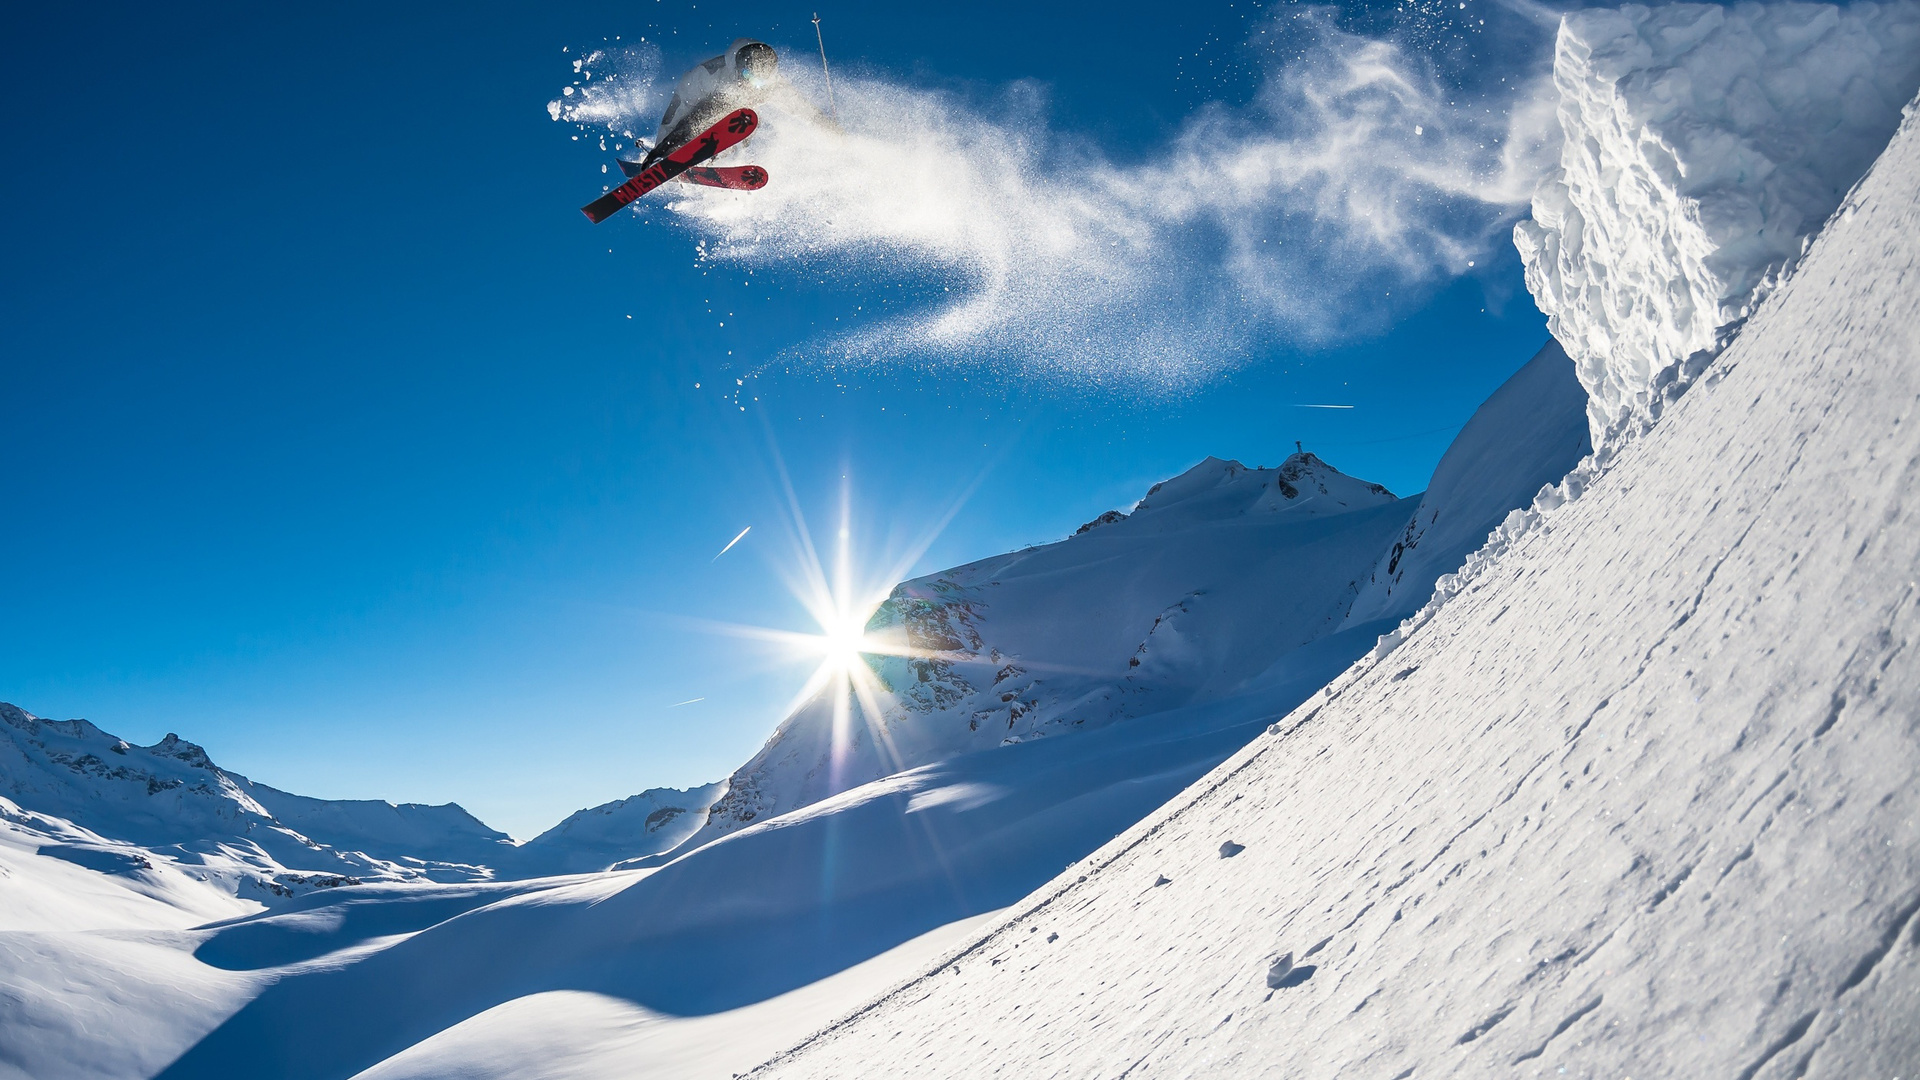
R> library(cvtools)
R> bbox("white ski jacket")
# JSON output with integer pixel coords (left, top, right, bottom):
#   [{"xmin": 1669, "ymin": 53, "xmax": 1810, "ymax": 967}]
[{"xmin": 655, "ymin": 38, "xmax": 770, "ymax": 138}]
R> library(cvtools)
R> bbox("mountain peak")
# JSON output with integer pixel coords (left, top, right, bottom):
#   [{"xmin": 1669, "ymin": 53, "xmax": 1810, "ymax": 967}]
[
  {"xmin": 1122, "ymin": 452, "xmax": 1394, "ymax": 524},
  {"xmin": 148, "ymin": 733, "xmax": 215, "ymax": 770},
  {"xmin": 1, "ymin": 702, "xmax": 113, "ymax": 745}
]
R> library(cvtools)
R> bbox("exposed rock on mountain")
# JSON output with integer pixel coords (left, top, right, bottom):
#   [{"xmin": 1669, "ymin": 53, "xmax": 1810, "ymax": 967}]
[
  {"xmin": 0, "ymin": 702, "xmax": 507, "ymax": 898},
  {"xmin": 687, "ymin": 452, "xmax": 1413, "ymax": 848}
]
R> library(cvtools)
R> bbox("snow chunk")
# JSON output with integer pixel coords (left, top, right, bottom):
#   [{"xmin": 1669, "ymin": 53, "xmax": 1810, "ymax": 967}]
[
  {"xmin": 1264, "ymin": 952, "xmax": 1295, "ymax": 988},
  {"xmin": 1515, "ymin": 1, "xmax": 1920, "ymax": 440}
]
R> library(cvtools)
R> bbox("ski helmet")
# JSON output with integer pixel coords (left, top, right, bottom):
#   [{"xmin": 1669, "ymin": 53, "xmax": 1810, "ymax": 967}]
[{"xmin": 734, "ymin": 41, "xmax": 777, "ymax": 86}]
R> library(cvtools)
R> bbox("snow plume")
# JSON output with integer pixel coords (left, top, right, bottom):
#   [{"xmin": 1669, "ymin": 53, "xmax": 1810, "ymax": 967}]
[
  {"xmin": 547, "ymin": 46, "xmax": 662, "ymax": 132},
  {"xmin": 554, "ymin": 15, "xmax": 1559, "ymax": 388}
]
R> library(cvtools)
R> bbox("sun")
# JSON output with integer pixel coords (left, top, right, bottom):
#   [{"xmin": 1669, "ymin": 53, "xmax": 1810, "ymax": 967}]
[
  {"xmin": 689, "ymin": 470, "xmax": 983, "ymax": 784},
  {"xmin": 817, "ymin": 607, "xmax": 875, "ymax": 677}
]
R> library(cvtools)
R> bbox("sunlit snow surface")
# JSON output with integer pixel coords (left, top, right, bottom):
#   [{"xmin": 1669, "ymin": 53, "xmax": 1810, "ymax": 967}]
[
  {"xmin": 6, "ymin": 11, "xmax": 1920, "ymax": 1080},
  {"xmin": 755, "ymin": 98, "xmax": 1920, "ymax": 1079},
  {"xmin": 1516, "ymin": 0, "xmax": 1920, "ymax": 440}
]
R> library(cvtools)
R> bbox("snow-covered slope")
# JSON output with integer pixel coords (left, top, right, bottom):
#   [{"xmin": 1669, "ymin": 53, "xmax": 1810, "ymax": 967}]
[
  {"xmin": 753, "ymin": 89, "xmax": 1920, "ymax": 1080},
  {"xmin": 105, "ymin": 622, "xmax": 1398, "ymax": 1080},
  {"xmin": 0, "ymin": 703, "xmax": 508, "ymax": 899},
  {"xmin": 509, "ymin": 781, "xmax": 725, "ymax": 876},
  {"xmin": 0, "ymin": 335, "xmax": 1616, "ymax": 1079},
  {"xmin": 1344, "ymin": 339, "xmax": 1591, "ymax": 625},
  {"xmin": 1515, "ymin": 0, "xmax": 1920, "ymax": 440},
  {"xmin": 0, "ymin": 450, "xmax": 1437, "ymax": 1080},
  {"xmin": 686, "ymin": 453, "xmax": 1410, "ymax": 848},
  {"xmin": 0, "ymin": 794, "xmax": 255, "ymax": 933}
]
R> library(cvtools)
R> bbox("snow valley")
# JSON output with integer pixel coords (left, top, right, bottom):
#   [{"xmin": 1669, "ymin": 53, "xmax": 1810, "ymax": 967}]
[
  {"xmin": 6, "ymin": 3, "xmax": 1920, "ymax": 1078},
  {"xmin": 1, "ymin": 350, "xmax": 1591, "ymax": 1078}
]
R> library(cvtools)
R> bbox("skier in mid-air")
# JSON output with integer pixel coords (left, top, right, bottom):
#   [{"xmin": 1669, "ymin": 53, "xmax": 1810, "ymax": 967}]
[
  {"xmin": 640, "ymin": 39, "xmax": 780, "ymax": 169},
  {"xmin": 582, "ymin": 37, "xmax": 829, "ymax": 220}
]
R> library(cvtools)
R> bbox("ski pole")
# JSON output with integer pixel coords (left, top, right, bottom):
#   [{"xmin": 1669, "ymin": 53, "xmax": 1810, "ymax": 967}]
[{"xmin": 812, "ymin": 13, "xmax": 838, "ymax": 121}]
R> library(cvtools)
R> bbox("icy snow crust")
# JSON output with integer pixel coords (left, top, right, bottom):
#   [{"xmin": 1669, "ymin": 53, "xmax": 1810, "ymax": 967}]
[
  {"xmin": 755, "ymin": 97, "xmax": 1920, "ymax": 1078},
  {"xmin": 1515, "ymin": 0, "xmax": 1920, "ymax": 440}
]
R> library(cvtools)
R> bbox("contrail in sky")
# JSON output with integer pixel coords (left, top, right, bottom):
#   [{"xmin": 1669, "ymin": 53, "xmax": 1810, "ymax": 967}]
[
  {"xmin": 1288, "ymin": 404, "xmax": 1356, "ymax": 409},
  {"xmin": 670, "ymin": 697, "xmax": 706, "ymax": 707},
  {"xmin": 712, "ymin": 526, "xmax": 752, "ymax": 561}
]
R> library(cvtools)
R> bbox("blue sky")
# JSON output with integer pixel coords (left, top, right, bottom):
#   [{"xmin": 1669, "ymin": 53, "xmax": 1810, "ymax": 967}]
[{"xmin": 1, "ymin": 0, "xmax": 1554, "ymax": 838}]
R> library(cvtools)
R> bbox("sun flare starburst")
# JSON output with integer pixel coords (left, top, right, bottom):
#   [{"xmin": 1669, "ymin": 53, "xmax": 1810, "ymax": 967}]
[{"xmin": 691, "ymin": 473, "xmax": 980, "ymax": 787}]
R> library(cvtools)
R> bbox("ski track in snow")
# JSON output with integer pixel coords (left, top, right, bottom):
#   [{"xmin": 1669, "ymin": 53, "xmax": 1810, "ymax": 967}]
[{"xmin": 752, "ymin": 96, "xmax": 1920, "ymax": 1079}]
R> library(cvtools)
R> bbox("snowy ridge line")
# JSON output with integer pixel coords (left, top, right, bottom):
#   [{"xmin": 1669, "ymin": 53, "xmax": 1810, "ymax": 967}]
[
  {"xmin": 748, "ymin": 692, "xmax": 1337, "ymax": 1075},
  {"xmin": 685, "ymin": 452, "xmax": 1407, "ymax": 853},
  {"xmin": 1361, "ymin": 87, "xmax": 1920, "ymax": 675}
]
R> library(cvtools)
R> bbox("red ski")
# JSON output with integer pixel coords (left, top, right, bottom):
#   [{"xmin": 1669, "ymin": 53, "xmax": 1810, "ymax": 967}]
[
  {"xmin": 580, "ymin": 108, "xmax": 759, "ymax": 223},
  {"xmin": 615, "ymin": 160, "xmax": 769, "ymax": 191},
  {"xmin": 680, "ymin": 165, "xmax": 769, "ymax": 190}
]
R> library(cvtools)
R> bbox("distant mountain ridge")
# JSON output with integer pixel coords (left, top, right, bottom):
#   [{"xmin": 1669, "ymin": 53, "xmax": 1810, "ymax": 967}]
[
  {"xmin": 513, "ymin": 781, "xmax": 727, "ymax": 876},
  {"xmin": 685, "ymin": 451, "xmax": 1415, "ymax": 849},
  {"xmin": 0, "ymin": 702, "xmax": 510, "ymax": 898},
  {"xmin": 0, "ymin": 374, "xmax": 1589, "ymax": 900}
]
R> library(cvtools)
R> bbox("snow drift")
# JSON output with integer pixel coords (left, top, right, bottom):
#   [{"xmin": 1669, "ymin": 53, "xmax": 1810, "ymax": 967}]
[{"xmin": 1515, "ymin": 0, "xmax": 1920, "ymax": 440}]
